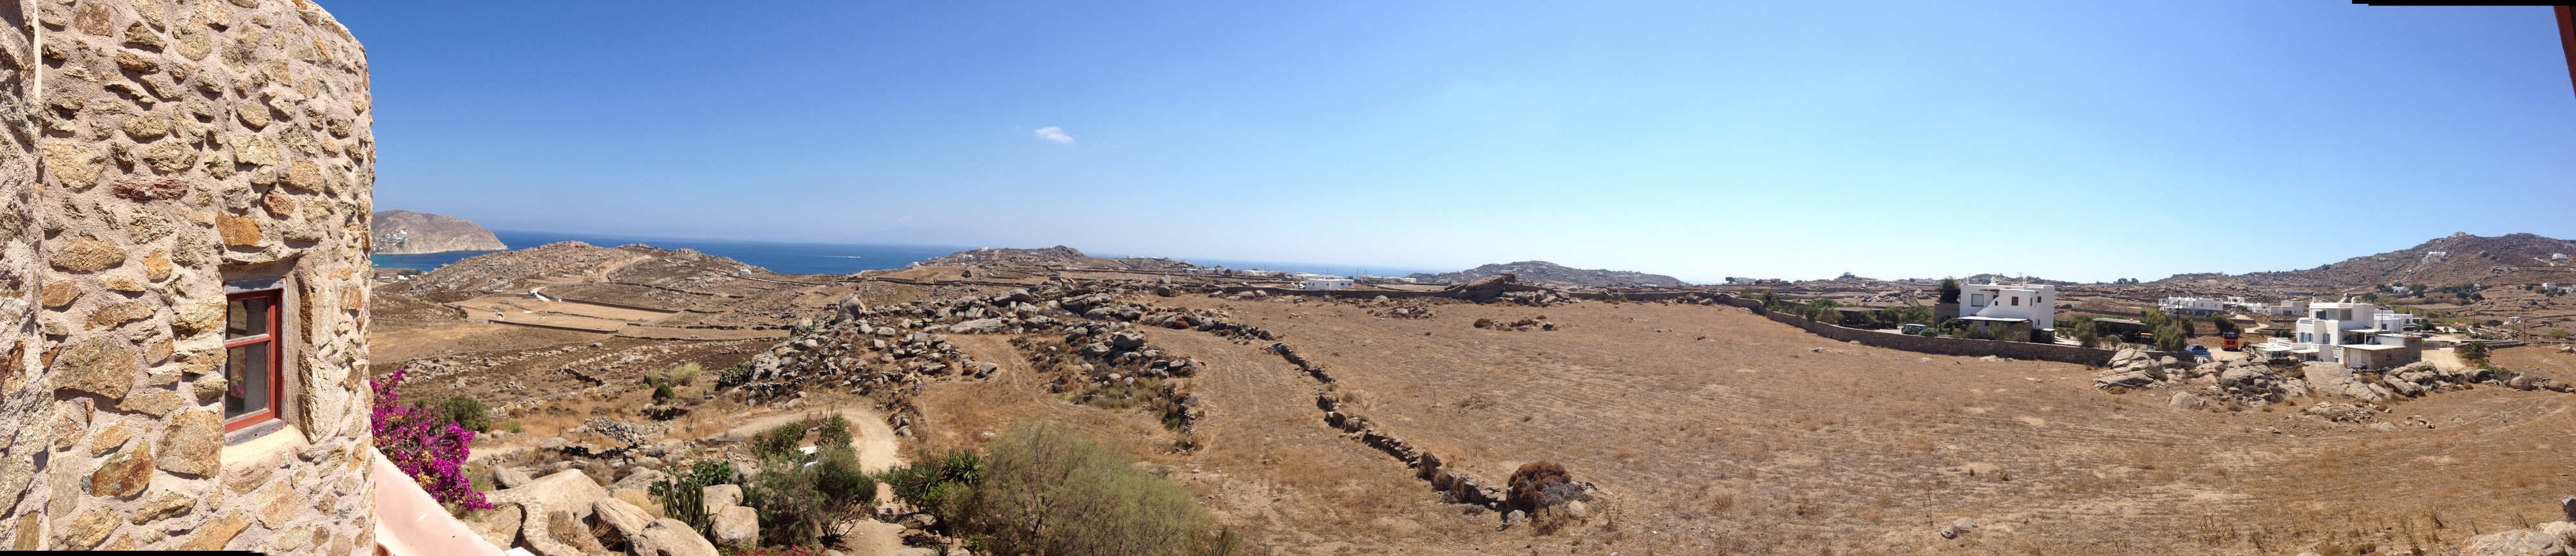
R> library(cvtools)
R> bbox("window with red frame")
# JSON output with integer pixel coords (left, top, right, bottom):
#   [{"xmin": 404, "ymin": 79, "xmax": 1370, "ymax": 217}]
[{"xmin": 224, "ymin": 287, "xmax": 285, "ymax": 432}]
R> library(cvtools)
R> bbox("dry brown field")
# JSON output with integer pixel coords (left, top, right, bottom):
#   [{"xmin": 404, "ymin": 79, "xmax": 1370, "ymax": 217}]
[
  {"xmin": 369, "ymin": 255, "xmax": 2576, "ymax": 555},
  {"xmin": 904, "ymin": 293, "xmax": 2576, "ymax": 555}
]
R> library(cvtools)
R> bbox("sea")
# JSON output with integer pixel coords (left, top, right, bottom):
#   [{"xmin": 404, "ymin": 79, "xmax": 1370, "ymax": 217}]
[{"xmin": 371, "ymin": 230, "xmax": 1461, "ymax": 278}]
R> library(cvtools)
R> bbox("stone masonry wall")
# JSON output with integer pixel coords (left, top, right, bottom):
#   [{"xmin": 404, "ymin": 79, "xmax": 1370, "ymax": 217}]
[{"xmin": 1, "ymin": 0, "xmax": 375, "ymax": 552}]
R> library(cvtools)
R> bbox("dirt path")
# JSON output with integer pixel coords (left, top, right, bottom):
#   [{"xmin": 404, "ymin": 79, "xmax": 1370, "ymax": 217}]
[{"xmin": 723, "ymin": 408, "xmax": 904, "ymax": 474}]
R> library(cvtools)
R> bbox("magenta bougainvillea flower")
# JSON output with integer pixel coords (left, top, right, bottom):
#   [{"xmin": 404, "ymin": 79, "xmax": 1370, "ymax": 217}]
[{"xmin": 372, "ymin": 368, "xmax": 493, "ymax": 510}]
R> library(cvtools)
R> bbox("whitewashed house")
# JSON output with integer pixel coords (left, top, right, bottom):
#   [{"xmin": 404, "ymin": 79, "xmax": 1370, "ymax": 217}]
[
  {"xmin": 2158, "ymin": 297, "xmax": 2227, "ymax": 316},
  {"xmin": 1956, "ymin": 282, "xmax": 2057, "ymax": 338},
  {"xmin": 2253, "ymin": 299, "xmax": 2421, "ymax": 367}
]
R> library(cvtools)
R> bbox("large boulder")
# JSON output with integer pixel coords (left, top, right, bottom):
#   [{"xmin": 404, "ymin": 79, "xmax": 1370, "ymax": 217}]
[
  {"xmin": 703, "ymin": 484, "xmax": 743, "ymax": 509},
  {"xmin": 2302, "ymin": 364, "xmax": 2383, "ymax": 402},
  {"xmin": 489, "ymin": 469, "xmax": 609, "ymax": 523},
  {"xmin": 710, "ymin": 505, "xmax": 759, "ymax": 551},
  {"xmin": 594, "ymin": 497, "xmax": 656, "ymax": 541},
  {"xmin": 467, "ymin": 503, "xmax": 523, "ymax": 549},
  {"xmin": 2168, "ymin": 392, "xmax": 2207, "ymax": 410},
  {"xmin": 495, "ymin": 466, "xmax": 534, "ymax": 489},
  {"xmin": 612, "ymin": 468, "xmax": 668, "ymax": 492},
  {"xmin": 630, "ymin": 518, "xmax": 721, "ymax": 556},
  {"xmin": 2461, "ymin": 529, "xmax": 2570, "ymax": 556},
  {"xmin": 2109, "ymin": 348, "xmax": 2145, "ymax": 368}
]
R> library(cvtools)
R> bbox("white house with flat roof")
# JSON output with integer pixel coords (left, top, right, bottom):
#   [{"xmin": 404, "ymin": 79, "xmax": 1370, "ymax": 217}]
[
  {"xmin": 2253, "ymin": 299, "xmax": 2421, "ymax": 366},
  {"xmin": 2158, "ymin": 297, "xmax": 2226, "ymax": 316},
  {"xmin": 1956, "ymin": 282, "xmax": 2056, "ymax": 337}
]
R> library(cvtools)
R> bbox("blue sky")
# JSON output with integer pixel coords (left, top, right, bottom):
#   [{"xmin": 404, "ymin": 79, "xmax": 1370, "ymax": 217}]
[{"xmin": 334, "ymin": 1, "xmax": 2575, "ymax": 283}]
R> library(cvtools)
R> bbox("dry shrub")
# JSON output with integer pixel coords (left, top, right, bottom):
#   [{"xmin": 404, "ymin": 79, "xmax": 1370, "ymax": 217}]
[
  {"xmin": 958, "ymin": 421, "xmax": 1242, "ymax": 555},
  {"xmin": 1508, "ymin": 461, "xmax": 1572, "ymax": 512}
]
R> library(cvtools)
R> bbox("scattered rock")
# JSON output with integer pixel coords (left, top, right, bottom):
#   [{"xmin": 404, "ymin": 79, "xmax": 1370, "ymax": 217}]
[
  {"xmin": 488, "ymin": 469, "xmax": 609, "ymax": 523},
  {"xmin": 2168, "ymin": 392, "xmax": 2206, "ymax": 411},
  {"xmin": 495, "ymin": 467, "xmax": 533, "ymax": 489},
  {"xmin": 710, "ymin": 505, "xmax": 759, "ymax": 551},
  {"xmin": 2461, "ymin": 529, "xmax": 2570, "ymax": 556},
  {"xmin": 1939, "ymin": 517, "xmax": 1977, "ymax": 539},
  {"xmin": 630, "ymin": 518, "xmax": 721, "ymax": 556},
  {"xmin": 702, "ymin": 484, "xmax": 743, "ymax": 510}
]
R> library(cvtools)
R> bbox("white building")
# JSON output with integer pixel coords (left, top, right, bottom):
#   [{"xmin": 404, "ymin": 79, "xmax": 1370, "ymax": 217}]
[
  {"xmin": 2253, "ymin": 299, "xmax": 2421, "ymax": 366},
  {"xmin": 1301, "ymin": 278, "xmax": 1355, "ymax": 290},
  {"xmin": 1958, "ymin": 282, "xmax": 2056, "ymax": 332},
  {"xmin": 2158, "ymin": 297, "xmax": 2227, "ymax": 316},
  {"xmin": 2240, "ymin": 299, "xmax": 2309, "ymax": 317}
]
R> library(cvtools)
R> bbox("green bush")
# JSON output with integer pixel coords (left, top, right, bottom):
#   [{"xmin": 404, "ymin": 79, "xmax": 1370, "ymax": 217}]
[
  {"xmin": 743, "ymin": 444, "xmax": 876, "ymax": 549},
  {"xmin": 882, "ymin": 450, "xmax": 983, "ymax": 523},
  {"xmin": 950, "ymin": 422, "xmax": 1240, "ymax": 555},
  {"xmin": 2154, "ymin": 324, "xmax": 2188, "ymax": 352},
  {"xmin": 816, "ymin": 414, "xmax": 853, "ymax": 454},
  {"xmin": 744, "ymin": 456, "xmax": 830, "ymax": 548},
  {"xmin": 429, "ymin": 396, "xmax": 491, "ymax": 433},
  {"xmin": 2458, "ymin": 340, "xmax": 2490, "ymax": 363},
  {"xmin": 751, "ymin": 423, "xmax": 806, "ymax": 461},
  {"xmin": 652, "ymin": 382, "xmax": 675, "ymax": 403},
  {"xmin": 650, "ymin": 461, "xmax": 737, "ymax": 540},
  {"xmin": 717, "ymin": 362, "xmax": 753, "ymax": 387}
]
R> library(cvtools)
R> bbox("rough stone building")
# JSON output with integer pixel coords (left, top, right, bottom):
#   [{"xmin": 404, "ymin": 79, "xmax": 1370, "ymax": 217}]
[{"xmin": 0, "ymin": 0, "xmax": 376, "ymax": 551}]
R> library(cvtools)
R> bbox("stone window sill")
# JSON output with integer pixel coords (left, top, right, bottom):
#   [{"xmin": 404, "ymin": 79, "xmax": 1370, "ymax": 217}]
[{"xmin": 220, "ymin": 422, "xmax": 308, "ymax": 470}]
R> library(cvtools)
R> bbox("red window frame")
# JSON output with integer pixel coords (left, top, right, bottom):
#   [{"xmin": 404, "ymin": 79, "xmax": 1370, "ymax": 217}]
[{"xmin": 223, "ymin": 289, "xmax": 286, "ymax": 433}]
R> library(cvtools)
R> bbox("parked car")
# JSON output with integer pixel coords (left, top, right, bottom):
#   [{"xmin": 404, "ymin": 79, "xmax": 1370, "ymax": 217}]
[
  {"xmin": 1901, "ymin": 323, "xmax": 1927, "ymax": 335},
  {"xmin": 2186, "ymin": 344, "xmax": 2211, "ymax": 360}
]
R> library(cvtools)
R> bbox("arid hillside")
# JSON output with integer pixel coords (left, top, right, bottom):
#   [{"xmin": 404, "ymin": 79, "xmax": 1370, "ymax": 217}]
[
  {"xmin": 372, "ymin": 209, "xmax": 509, "ymax": 254},
  {"xmin": 2155, "ymin": 232, "xmax": 2576, "ymax": 292},
  {"xmin": 1410, "ymin": 260, "xmax": 1687, "ymax": 287}
]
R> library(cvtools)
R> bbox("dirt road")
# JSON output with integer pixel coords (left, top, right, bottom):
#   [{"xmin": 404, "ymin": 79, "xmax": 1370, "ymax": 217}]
[{"xmin": 724, "ymin": 407, "xmax": 904, "ymax": 473}]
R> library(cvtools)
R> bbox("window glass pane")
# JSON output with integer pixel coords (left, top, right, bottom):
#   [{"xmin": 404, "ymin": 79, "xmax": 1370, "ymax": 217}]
[
  {"xmin": 225, "ymin": 343, "xmax": 270, "ymax": 420},
  {"xmin": 227, "ymin": 297, "xmax": 270, "ymax": 339}
]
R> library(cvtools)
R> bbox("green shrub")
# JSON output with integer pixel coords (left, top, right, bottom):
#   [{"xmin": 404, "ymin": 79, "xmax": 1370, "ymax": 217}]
[
  {"xmin": 816, "ymin": 413, "xmax": 853, "ymax": 453},
  {"xmin": 744, "ymin": 456, "xmax": 830, "ymax": 548},
  {"xmin": 652, "ymin": 382, "xmax": 675, "ymax": 403},
  {"xmin": 2153, "ymin": 324, "xmax": 2188, "ymax": 352},
  {"xmin": 717, "ymin": 362, "xmax": 753, "ymax": 387},
  {"xmin": 882, "ymin": 450, "xmax": 983, "ymax": 522},
  {"xmin": 500, "ymin": 422, "xmax": 524, "ymax": 434},
  {"xmin": 951, "ymin": 422, "xmax": 1240, "ymax": 555},
  {"xmin": 650, "ymin": 461, "xmax": 736, "ymax": 540},
  {"xmin": 752, "ymin": 423, "xmax": 806, "ymax": 461},
  {"xmin": 430, "ymin": 396, "xmax": 491, "ymax": 433}
]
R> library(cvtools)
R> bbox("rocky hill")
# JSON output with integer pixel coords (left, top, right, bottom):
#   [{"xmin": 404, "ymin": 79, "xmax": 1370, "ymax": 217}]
[
  {"xmin": 915, "ymin": 246, "xmax": 1200, "ymax": 271},
  {"xmin": 2155, "ymin": 232, "xmax": 2576, "ymax": 292},
  {"xmin": 1407, "ymin": 261, "xmax": 1685, "ymax": 287},
  {"xmin": 372, "ymin": 210, "xmax": 507, "ymax": 254}
]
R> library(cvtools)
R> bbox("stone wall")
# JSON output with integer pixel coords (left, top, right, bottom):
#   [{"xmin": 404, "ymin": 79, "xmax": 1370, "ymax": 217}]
[{"xmin": 0, "ymin": 0, "xmax": 375, "ymax": 552}]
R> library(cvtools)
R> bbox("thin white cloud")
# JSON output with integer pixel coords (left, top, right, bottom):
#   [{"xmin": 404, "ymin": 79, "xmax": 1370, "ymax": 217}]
[{"xmin": 1033, "ymin": 126, "xmax": 1074, "ymax": 144}]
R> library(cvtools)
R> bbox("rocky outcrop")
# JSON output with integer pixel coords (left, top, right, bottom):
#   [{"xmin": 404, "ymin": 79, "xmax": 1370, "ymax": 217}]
[{"xmin": 371, "ymin": 210, "xmax": 507, "ymax": 254}]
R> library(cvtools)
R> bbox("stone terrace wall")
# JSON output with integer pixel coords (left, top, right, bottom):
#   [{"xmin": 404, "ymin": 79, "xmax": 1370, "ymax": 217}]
[{"xmin": 1, "ymin": 0, "xmax": 375, "ymax": 551}]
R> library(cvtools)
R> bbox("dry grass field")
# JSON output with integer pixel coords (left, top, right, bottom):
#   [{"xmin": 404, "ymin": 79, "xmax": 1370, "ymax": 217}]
[
  {"xmin": 368, "ymin": 250, "xmax": 2576, "ymax": 555},
  {"xmin": 902, "ymin": 293, "xmax": 2576, "ymax": 555}
]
